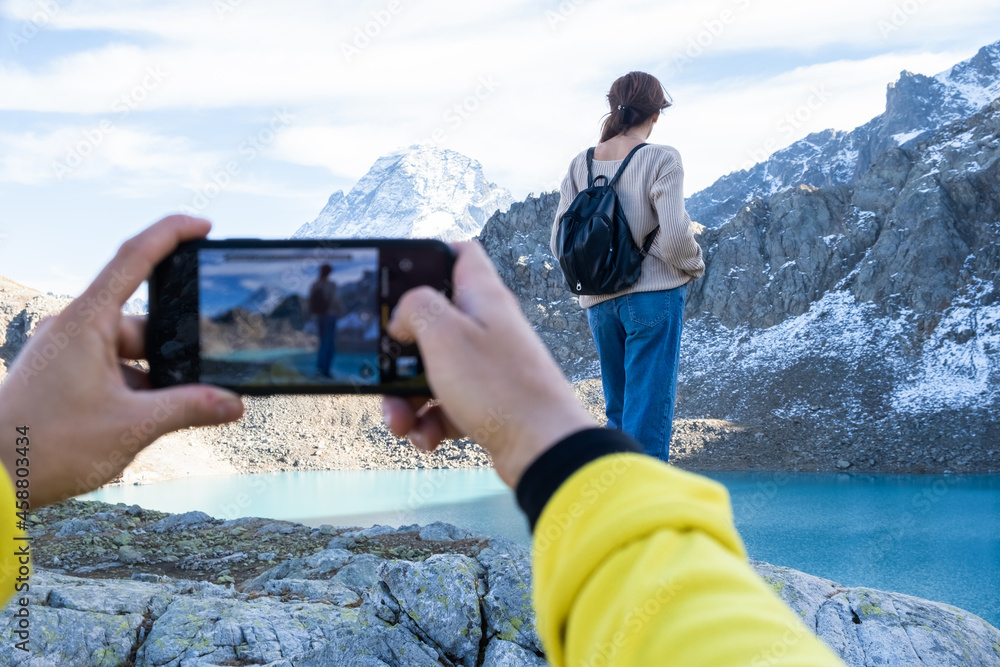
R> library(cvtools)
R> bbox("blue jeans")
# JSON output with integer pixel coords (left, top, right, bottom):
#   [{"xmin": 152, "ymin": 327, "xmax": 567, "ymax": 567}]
[
  {"xmin": 586, "ymin": 285, "xmax": 686, "ymax": 460},
  {"xmin": 317, "ymin": 314, "xmax": 338, "ymax": 376}
]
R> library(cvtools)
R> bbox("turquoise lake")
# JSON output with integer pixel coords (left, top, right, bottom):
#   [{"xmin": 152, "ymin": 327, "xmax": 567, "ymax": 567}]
[{"xmin": 82, "ymin": 469, "xmax": 1000, "ymax": 627}]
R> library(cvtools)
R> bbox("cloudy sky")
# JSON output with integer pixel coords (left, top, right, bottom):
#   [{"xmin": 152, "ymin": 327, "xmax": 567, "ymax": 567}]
[{"xmin": 0, "ymin": 0, "xmax": 997, "ymax": 296}]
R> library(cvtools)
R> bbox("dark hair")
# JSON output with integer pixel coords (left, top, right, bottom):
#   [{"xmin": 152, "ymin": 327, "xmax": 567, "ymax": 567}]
[
  {"xmin": 599, "ymin": 71, "xmax": 672, "ymax": 143},
  {"xmin": 319, "ymin": 263, "xmax": 332, "ymax": 278}
]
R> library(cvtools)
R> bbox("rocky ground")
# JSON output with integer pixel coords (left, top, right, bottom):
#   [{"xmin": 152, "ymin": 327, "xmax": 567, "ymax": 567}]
[
  {"xmin": 121, "ymin": 392, "xmax": 492, "ymax": 485},
  {"xmin": 2, "ymin": 500, "xmax": 997, "ymax": 666}
]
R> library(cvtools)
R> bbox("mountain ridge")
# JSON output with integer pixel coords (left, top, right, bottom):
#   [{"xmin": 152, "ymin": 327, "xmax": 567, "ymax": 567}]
[{"xmin": 686, "ymin": 40, "xmax": 1000, "ymax": 230}]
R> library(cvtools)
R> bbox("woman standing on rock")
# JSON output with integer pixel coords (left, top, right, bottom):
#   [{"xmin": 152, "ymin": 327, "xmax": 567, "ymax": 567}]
[{"xmin": 550, "ymin": 71, "xmax": 705, "ymax": 460}]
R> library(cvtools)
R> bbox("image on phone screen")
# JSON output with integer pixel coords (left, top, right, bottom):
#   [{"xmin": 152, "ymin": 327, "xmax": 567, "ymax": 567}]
[{"xmin": 199, "ymin": 247, "xmax": 382, "ymax": 388}]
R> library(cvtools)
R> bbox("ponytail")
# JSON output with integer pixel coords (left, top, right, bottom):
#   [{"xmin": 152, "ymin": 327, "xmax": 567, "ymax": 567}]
[{"xmin": 599, "ymin": 72, "xmax": 672, "ymax": 143}]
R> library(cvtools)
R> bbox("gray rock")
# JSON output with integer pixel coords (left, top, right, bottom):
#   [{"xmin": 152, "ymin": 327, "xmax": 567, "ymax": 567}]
[
  {"xmin": 135, "ymin": 596, "xmax": 339, "ymax": 666},
  {"xmin": 418, "ymin": 521, "xmax": 472, "ymax": 541},
  {"xmin": 219, "ymin": 517, "xmax": 260, "ymax": 528},
  {"xmin": 329, "ymin": 553, "xmax": 383, "ymax": 593},
  {"xmin": 752, "ymin": 561, "xmax": 1000, "ymax": 666},
  {"xmin": 483, "ymin": 639, "xmax": 548, "ymax": 667},
  {"xmin": 257, "ymin": 578, "xmax": 361, "ymax": 606},
  {"xmin": 0, "ymin": 572, "xmax": 173, "ymax": 666},
  {"xmin": 118, "ymin": 545, "xmax": 145, "ymax": 564},
  {"xmin": 72, "ymin": 562, "xmax": 124, "ymax": 574},
  {"xmin": 297, "ymin": 616, "xmax": 443, "ymax": 667},
  {"xmin": 0, "ymin": 606, "xmax": 144, "ymax": 666},
  {"xmin": 242, "ymin": 548, "xmax": 354, "ymax": 592},
  {"xmin": 149, "ymin": 510, "xmax": 214, "ymax": 532},
  {"xmin": 325, "ymin": 535, "xmax": 355, "ymax": 550},
  {"xmin": 478, "ymin": 544, "xmax": 539, "ymax": 652},
  {"xmin": 38, "ymin": 571, "xmax": 172, "ymax": 617},
  {"xmin": 54, "ymin": 518, "xmax": 98, "ymax": 537},
  {"xmin": 342, "ymin": 524, "xmax": 396, "ymax": 538},
  {"xmin": 257, "ymin": 522, "xmax": 299, "ymax": 534},
  {"xmin": 381, "ymin": 554, "xmax": 485, "ymax": 667}
]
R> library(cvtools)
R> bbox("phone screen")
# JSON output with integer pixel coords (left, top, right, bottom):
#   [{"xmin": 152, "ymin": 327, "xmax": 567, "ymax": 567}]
[{"xmin": 148, "ymin": 239, "xmax": 453, "ymax": 394}]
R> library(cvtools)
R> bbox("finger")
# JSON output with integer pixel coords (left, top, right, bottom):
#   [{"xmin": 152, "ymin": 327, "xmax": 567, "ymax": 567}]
[
  {"xmin": 387, "ymin": 285, "xmax": 468, "ymax": 346},
  {"xmin": 381, "ymin": 396, "xmax": 435, "ymax": 436},
  {"xmin": 381, "ymin": 396, "xmax": 421, "ymax": 437},
  {"xmin": 119, "ymin": 363, "xmax": 152, "ymax": 390},
  {"xmin": 410, "ymin": 403, "xmax": 464, "ymax": 451},
  {"xmin": 130, "ymin": 385, "xmax": 244, "ymax": 443},
  {"xmin": 82, "ymin": 215, "xmax": 211, "ymax": 315},
  {"xmin": 117, "ymin": 316, "xmax": 146, "ymax": 360},
  {"xmin": 448, "ymin": 241, "xmax": 515, "ymax": 321}
]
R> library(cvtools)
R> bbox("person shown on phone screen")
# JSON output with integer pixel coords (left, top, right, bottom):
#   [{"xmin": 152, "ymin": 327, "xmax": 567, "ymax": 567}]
[{"xmin": 308, "ymin": 263, "xmax": 343, "ymax": 378}]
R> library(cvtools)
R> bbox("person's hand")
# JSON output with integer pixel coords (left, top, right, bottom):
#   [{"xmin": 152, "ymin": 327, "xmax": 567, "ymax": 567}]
[
  {"xmin": 381, "ymin": 241, "xmax": 594, "ymax": 488},
  {"xmin": 0, "ymin": 215, "xmax": 245, "ymax": 507}
]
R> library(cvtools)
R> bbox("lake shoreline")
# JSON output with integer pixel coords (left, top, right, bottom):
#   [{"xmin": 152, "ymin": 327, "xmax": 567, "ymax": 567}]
[{"xmin": 117, "ymin": 400, "xmax": 999, "ymax": 488}]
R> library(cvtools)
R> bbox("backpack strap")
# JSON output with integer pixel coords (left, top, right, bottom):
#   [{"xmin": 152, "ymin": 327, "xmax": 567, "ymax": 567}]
[
  {"xmin": 608, "ymin": 142, "xmax": 647, "ymax": 188},
  {"xmin": 585, "ymin": 147, "xmax": 596, "ymax": 188}
]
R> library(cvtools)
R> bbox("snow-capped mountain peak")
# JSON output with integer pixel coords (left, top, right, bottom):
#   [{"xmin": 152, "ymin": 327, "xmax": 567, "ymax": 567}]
[
  {"xmin": 687, "ymin": 39, "xmax": 1000, "ymax": 229},
  {"xmin": 293, "ymin": 145, "xmax": 512, "ymax": 241}
]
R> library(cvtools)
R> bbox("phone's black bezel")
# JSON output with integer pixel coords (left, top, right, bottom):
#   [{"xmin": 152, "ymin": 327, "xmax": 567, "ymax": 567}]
[{"xmin": 147, "ymin": 238, "xmax": 454, "ymax": 396}]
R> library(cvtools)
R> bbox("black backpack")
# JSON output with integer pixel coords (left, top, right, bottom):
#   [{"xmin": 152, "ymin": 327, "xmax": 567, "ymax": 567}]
[
  {"xmin": 554, "ymin": 144, "xmax": 658, "ymax": 296},
  {"xmin": 308, "ymin": 282, "xmax": 330, "ymax": 315}
]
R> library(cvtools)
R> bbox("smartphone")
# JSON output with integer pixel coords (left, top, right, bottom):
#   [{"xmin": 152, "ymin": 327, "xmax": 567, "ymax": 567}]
[{"xmin": 147, "ymin": 238, "xmax": 454, "ymax": 395}]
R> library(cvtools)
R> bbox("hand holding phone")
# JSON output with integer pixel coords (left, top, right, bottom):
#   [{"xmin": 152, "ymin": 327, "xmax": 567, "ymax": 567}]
[
  {"xmin": 147, "ymin": 238, "xmax": 454, "ymax": 395},
  {"xmin": 381, "ymin": 241, "xmax": 596, "ymax": 487},
  {"xmin": 0, "ymin": 216, "xmax": 245, "ymax": 507}
]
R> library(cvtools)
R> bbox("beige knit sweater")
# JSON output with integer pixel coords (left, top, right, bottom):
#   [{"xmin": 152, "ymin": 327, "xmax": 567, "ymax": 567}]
[{"xmin": 550, "ymin": 143, "xmax": 705, "ymax": 308}]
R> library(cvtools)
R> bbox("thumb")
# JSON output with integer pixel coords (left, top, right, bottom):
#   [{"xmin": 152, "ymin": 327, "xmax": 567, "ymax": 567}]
[{"xmin": 132, "ymin": 385, "xmax": 244, "ymax": 442}]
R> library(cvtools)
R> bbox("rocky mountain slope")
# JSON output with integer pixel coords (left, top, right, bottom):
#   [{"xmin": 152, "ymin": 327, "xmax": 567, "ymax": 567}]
[
  {"xmin": 293, "ymin": 145, "xmax": 512, "ymax": 241},
  {"xmin": 3, "ymin": 500, "xmax": 997, "ymax": 667},
  {"xmin": 479, "ymin": 46, "xmax": 1000, "ymax": 471},
  {"xmin": 686, "ymin": 40, "xmax": 1000, "ymax": 229},
  {"xmin": 4, "ymin": 274, "xmax": 840, "ymax": 481},
  {"xmin": 0, "ymin": 275, "xmax": 68, "ymax": 383}
]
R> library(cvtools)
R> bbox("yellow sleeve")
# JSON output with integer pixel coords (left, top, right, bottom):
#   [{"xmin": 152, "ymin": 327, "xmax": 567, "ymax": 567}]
[
  {"xmin": 531, "ymin": 454, "xmax": 846, "ymax": 667},
  {"xmin": 0, "ymin": 464, "xmax": 28, "ymax": 609}
]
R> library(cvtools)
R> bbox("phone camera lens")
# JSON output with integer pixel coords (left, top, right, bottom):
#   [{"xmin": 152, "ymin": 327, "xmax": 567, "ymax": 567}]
[{"xmin": 398, "ymin": 258, "xmax": 413, "ymax": 272}]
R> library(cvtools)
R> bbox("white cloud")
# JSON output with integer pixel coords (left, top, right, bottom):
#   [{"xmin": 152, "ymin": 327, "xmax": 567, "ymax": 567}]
[
  {"xmin": 0, "ymin": 126, "xmax": 218, "ymax": 190},
  {"xmin": 272, "ymin": 124, "xmax": 412, "ymax": 181},
  {"xmin": 0, "ymin": 0, "xmax": 997, "ymax": 200}
]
